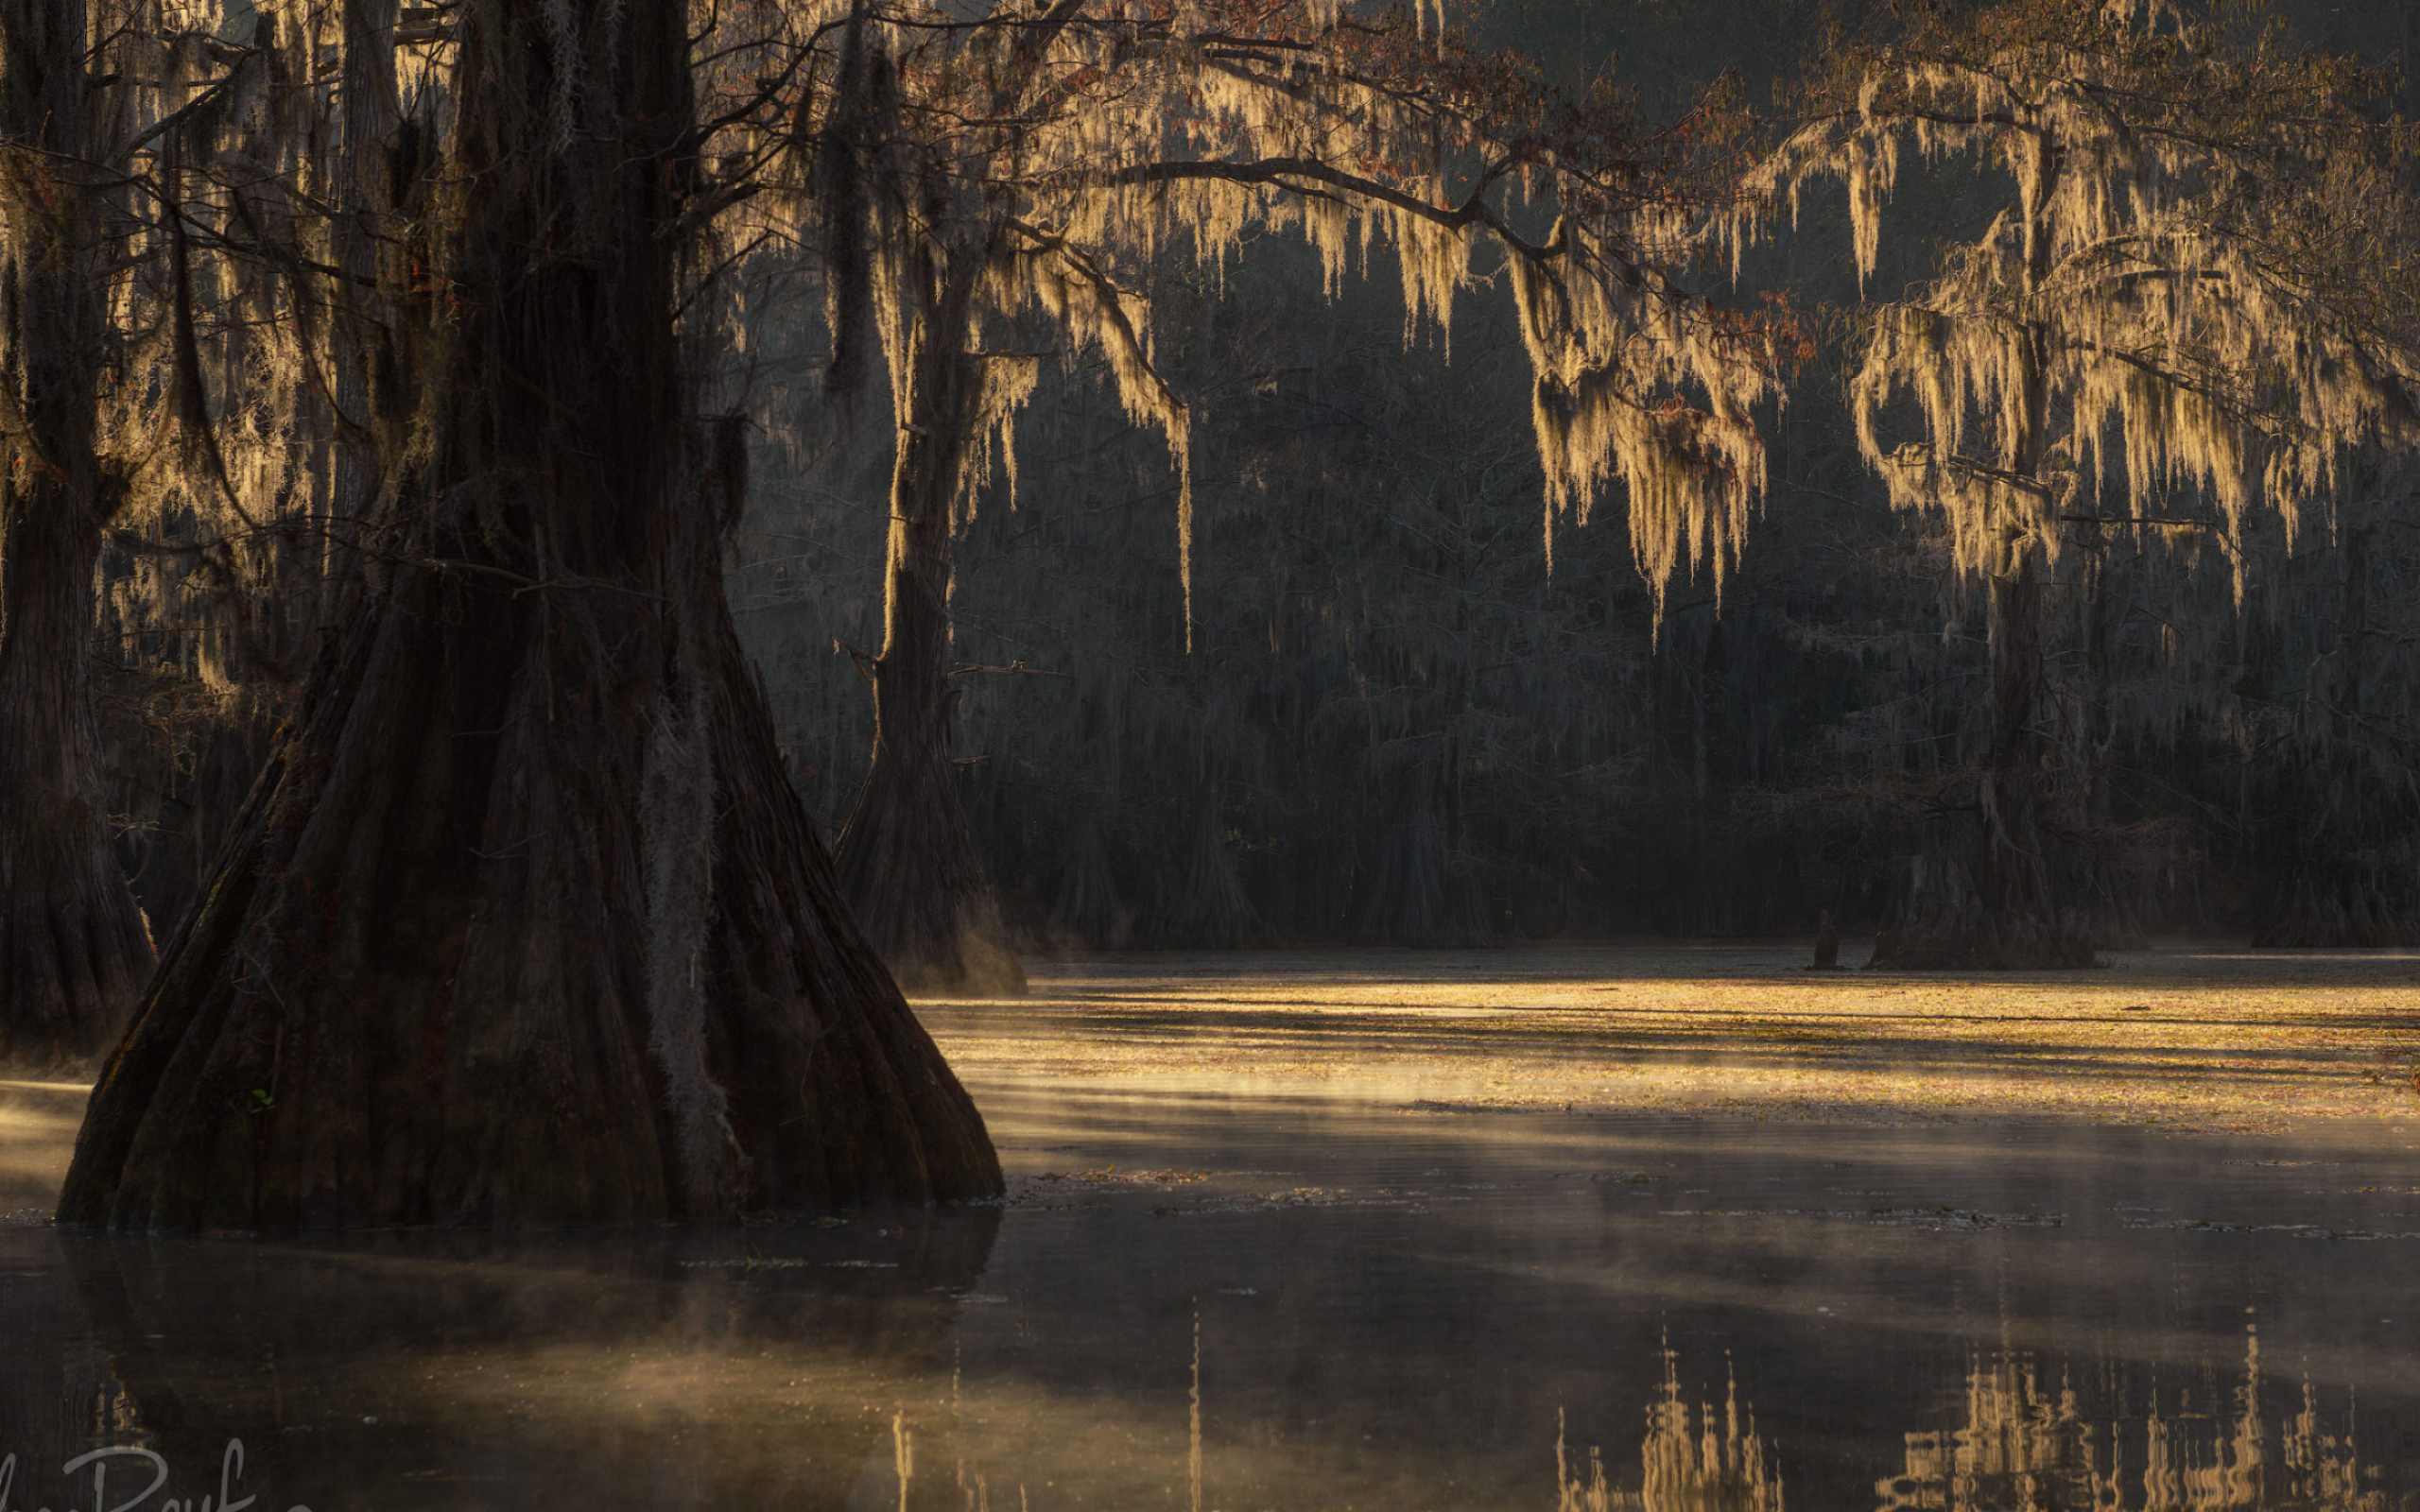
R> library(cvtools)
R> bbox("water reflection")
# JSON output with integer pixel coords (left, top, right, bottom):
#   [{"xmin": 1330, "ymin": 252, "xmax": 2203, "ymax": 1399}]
[
  {"xmin": 1881, "ymin": 1331, "xmax": 2386, "ymax": 1512},
  {"xmin": 871, "ymin": 1330, "xmax": 2393, "ymax": 1512},
  {"xmin": 6, "ymin": 1083, "xmax": 2419, "ymax": 1510},
  {"xmin": 0, "ymin": 1231, "xmax": 2411, "ymax": 1511},
  {"xmin": 1544, "ymin": 1332, "xmax": 2388, "ymax": 1512},
  {"xmin": 1556, "ymin": 1349, "xmax": 1786, "ymax": 1512}
]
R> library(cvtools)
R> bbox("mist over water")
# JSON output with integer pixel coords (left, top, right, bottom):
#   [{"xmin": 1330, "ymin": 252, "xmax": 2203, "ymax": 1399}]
[{"xmin": 6, "ymin": 953, "xmax": 2418, "ymax": 1511}]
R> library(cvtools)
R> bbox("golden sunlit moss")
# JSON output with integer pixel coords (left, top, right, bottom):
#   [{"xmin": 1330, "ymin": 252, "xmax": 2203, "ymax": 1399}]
[{"xmin": 1744, "ymin": 0, "xmax": 2420, "ymax": 593}]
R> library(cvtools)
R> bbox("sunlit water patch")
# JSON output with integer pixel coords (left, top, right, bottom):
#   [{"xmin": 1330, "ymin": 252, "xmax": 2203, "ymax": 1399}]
[{"xmin": 917, "ymin": 944, "xmax": 2420, "ymax": 1132}]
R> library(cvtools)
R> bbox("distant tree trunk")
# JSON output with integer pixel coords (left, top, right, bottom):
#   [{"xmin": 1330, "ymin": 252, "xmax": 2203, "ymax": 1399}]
[
  {"xmin": 2073, "ymin": 537, "xmax": 2150, "ymax": 951},
  {"xmin": 1872, "ymin": 274, "xmax": 2097, "ymax": 971},
  {"xmin": 1871, "ymin": 549, "xmax": 2098, "ymax": 969},
  {"xmin": 833, "ymin": 245, "xmax": 1024, "ymax": 995},
  {"xmin": 1048, "ymin": 811, "xmax": 1128, "ymax": 949},
  {"xmin": 2256, "ymin": 518, "xmax": 2420, "ymax": 946},
  {"xmin": 1156, "ymin": 782, "xmax": 1275, "ymax": 948},
  {"xmin": 0, "ymin": 0, "xmax": 155, "ymax": 1065},
  {"xmin": 1975, "ymin": 550, "xmax": 2096, "ymax": 963},
  {"xmin": 60, "ymin": 0, "xmax": 998, "ymax": 1228},
  {"xmin": 115, "ymin": 696, "xmax": 279, "ymax": 949},
  {"xmin": 1356, "ymin": 752, "xmax": 1494, "ymax": 948}
]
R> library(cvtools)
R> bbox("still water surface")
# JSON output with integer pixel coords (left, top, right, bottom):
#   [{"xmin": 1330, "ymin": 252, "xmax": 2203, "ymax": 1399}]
[{"xmin": 4, "ymin": 1051, "xmax": 2418, "ymax": 1509}]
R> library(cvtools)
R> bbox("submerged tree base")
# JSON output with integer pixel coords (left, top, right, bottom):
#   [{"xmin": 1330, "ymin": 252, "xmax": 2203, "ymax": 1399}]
[
  {"xmin": 836, "ymin": 804, "xmax": 1031, "ymax": 997},
  {"xmin": 1046, "ymin": 813, "xmax": 1132, "ymax": 950}
]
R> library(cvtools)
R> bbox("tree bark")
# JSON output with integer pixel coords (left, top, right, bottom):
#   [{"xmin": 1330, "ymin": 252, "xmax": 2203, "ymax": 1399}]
[
  {"xmin": 58, "ymin": 0, "xmax": 999, "ymax": 1228},
  {"xmin": 0, "ymin": 0, "xmax": 155, "ymax": 1066},
  {"xmin": 114, "ymin": 693, "xmax": 279, "ymax": 953},
  {"xmin": 833, "ymin": 247, "xmax": 1024, "ymax": 996}
]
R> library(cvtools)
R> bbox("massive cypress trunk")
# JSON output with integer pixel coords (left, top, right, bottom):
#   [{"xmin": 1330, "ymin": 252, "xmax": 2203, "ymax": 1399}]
[
  {"xmin": 833, "ymin": 245, "xmax": 1025, "ymax": 996},
  {"xmin": 0, "ymin": 0, "xmax": 155, "ymax": 1065},
  {"xmin": 59, "ymin": 0, "xmax": 998, "ymax": 1228}
]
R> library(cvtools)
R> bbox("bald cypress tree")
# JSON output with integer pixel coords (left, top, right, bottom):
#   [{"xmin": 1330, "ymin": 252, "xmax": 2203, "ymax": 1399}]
[
  {"xmin": 1755, "ymin": 0, "xmax": 2420, "ymax": 966},
  {"xmin": 61, "ymin": 0, "xmax": 998, "ymax": 1229},
  {"xmin": 807, "ymin": 0, "xmax": 1784, "ymax": 980}
]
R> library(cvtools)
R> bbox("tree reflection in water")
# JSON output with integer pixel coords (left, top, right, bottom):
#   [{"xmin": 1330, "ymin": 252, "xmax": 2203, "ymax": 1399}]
[
  {"xmin": 876, "ymin": 1323, "xmax": 2400, "ymax": 1512},
  {"xmin": 1554, "ymin": 1346, "xmax": 1787, "ymax": 1512},
  {"xmin": 6, "ymin": 1217, "xmax": 2407, "ymax": 1512},
  {"xmin": 1881, "ymin": 1329, "xmax": 2386, "ymax": 1512}
]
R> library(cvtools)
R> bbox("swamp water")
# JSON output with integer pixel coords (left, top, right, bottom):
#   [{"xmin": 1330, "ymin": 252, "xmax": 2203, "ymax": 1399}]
[{"xmin": 3, "ymin": 948, "xmax": 2418, "ymax": 1511}]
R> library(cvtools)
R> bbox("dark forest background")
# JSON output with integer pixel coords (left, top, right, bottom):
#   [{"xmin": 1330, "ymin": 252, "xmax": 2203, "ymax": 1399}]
[
  {"xmin": 98, "ymin": 0, "xmax": 2420, "ymax": 955},
  {"xmin": 706, "ymin": 0, "xmax": 2420, "ymax": 949}
]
